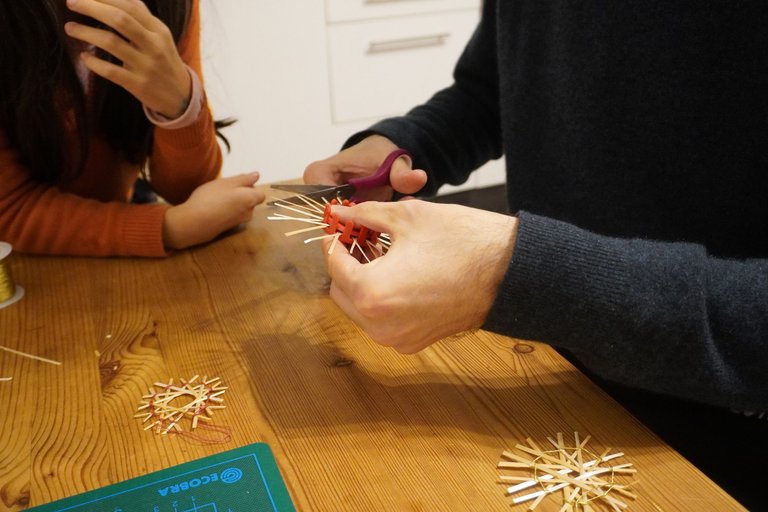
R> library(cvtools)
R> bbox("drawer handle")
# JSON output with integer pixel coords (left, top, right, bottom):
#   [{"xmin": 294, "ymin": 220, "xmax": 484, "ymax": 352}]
[
  {"xmin": 365, "ymin": 0, "xmax": 422, "ymax": 4},
  {"xmin": 368, "ymin": 33, "xmax": 450, "ymax": 54}
]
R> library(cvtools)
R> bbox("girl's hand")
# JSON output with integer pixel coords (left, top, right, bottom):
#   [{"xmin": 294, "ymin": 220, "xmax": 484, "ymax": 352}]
[
  {"xmin": 162, "ymin": 173, "xmax": 266, "ymax": 251},
  {"xmin": 64, "ymin": 0, "xmax": 191, "ymax": 119}
]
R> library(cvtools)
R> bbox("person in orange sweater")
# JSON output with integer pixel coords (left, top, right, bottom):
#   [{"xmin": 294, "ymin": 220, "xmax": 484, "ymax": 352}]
[{"xmin": 0, "ymin": 0, "xmax": 264, "ymax": 257}]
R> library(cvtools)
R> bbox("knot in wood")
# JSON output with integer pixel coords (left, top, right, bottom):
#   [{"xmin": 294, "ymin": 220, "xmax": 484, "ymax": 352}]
[{"xmin": 513, "ymin": 343, "xmax": 534, "ymax": 354}]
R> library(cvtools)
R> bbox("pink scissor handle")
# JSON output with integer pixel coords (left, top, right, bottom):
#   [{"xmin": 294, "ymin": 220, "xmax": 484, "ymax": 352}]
[{"xmin": 348, "ymin": 148, "xmax": 411, "ymax": 202}]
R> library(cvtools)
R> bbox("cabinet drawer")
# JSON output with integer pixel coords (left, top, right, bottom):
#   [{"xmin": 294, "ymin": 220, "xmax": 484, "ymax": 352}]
[
  {"xmin": 326, "ymin": 0, "xmax": 479, "ymax": 23},
  {"xmin": 327, "ymin": 10, "xmax": 479, "ymax": 123}
]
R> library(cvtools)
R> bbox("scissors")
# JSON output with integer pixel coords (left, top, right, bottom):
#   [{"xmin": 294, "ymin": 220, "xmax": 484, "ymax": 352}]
[{"xmin": 270, "ymin": 149, "xmax": 411, "ymax": 205}]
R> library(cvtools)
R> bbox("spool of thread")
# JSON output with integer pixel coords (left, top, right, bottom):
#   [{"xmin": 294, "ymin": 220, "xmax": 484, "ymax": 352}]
[{"xmin": 0, "ymin": 242, "xmax": 25, "ymax": 309}]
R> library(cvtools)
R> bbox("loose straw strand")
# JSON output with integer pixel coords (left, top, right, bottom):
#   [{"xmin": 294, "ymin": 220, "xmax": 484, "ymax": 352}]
[{"xmin": 0, "ymin": 344, "xmax": 62, "ymax": 366}]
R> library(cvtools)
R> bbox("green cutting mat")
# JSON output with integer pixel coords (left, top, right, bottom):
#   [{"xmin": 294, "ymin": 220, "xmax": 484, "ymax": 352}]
[{"xmin": 29, "ymin": 443, "xmax": 295, "ymax": 512}]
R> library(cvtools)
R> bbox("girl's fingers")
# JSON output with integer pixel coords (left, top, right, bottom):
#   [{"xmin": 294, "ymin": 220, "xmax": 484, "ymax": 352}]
[
  {"xmin": 91, "ymin": 0, "xmax": 163, "ymax": 31},
  {"xmin": 64, "ymin": 22, "xmax": 139, "ymax": 65},
  {"xmin": 66, "ymin": 0, "xmax": 154, "ymax": 45},
  {"xmin": 225, "ymin": 172, "xmax": 262, "ymax": 188},
  {"xmin": 79, "ymin": 52, "xmax": 134, "ymax": 90}
]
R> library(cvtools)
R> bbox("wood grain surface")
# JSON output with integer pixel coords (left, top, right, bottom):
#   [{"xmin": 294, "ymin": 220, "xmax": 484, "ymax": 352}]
[{"xmin": 0, "ymin": 187, "xmax": 744, "ymax": 511}]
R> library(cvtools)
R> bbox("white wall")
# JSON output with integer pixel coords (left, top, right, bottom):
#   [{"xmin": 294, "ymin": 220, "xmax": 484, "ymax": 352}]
[{"xmin": 199, "ymin": 2, "xmax": 341, "ymax": 183}]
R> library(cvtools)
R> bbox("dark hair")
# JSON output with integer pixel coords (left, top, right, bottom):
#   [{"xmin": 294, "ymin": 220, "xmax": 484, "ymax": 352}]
[{"xmin": 0, "ymin": 0, "xmax": 231, "ymax": 184}]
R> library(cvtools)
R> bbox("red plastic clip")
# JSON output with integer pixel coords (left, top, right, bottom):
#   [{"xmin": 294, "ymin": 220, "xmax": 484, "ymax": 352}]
[{"xmin": 322, "ymin": 199, "xmax": 380, "ymax": 246}]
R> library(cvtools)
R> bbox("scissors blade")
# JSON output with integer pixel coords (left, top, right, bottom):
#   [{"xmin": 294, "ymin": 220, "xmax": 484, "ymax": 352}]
[
  {"xmin": 270, "ymin": 184, "xmax": 333, "ymax": 194},
  {"xmin": 268, "ymin": 183, "xmax": 355, "ymax": 206}
]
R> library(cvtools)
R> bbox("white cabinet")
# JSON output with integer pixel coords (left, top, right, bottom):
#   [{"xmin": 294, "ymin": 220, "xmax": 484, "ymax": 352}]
[
  {"xmin": 200, "ymin": 0, "xmax": 504, "ymax": 194},
  {"xmin": 325, "ymin": 0, "xmax": 480, "ymax": 22},
  {"xmin": 327, "ymin": 11, "xmax": 478, "ymax": 123}
]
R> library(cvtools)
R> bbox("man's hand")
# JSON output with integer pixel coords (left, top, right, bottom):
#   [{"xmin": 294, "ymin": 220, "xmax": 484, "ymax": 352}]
[
  {"xmin": 304, "ymin": 135, "xmax": 428, "ymax": 201},
  {"xmin": 322, "ymin": 200, "xmax": 518, "ymax": 353}
]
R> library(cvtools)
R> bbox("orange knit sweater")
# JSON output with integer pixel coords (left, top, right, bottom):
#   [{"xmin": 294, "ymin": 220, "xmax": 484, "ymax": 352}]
[{"xmin": 0, "ymin": 0, "xmax": 221, "ymax": 257}]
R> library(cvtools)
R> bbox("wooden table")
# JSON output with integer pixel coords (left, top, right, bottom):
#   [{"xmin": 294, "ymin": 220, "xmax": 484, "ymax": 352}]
[{"xmin": 0, "ymin": 190, "xmax": 744, "ymax": 511}]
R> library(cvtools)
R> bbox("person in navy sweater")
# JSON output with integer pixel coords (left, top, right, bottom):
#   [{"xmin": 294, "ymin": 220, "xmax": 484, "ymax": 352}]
[{"xmin": 304, "ymin": 2, "xmax": 768, "ymax": 508}]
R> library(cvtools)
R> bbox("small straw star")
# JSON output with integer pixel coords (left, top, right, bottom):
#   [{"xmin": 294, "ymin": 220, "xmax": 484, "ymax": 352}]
[
  {"xmin": 498, "ymin": 432, "xmax": 637, "ymax": 512},
  {"xmin": 135, "ymin": 375, "xmax": 227, "ymax": 434}
]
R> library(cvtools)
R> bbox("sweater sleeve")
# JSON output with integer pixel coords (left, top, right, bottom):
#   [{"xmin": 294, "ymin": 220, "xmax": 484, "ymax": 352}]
[
  {"xmin": 0, "ymin": 136, "xmax": 169, "ymax": 257},
  {"xmin": 146, "ymin": 0, "xmax": 222, "ymax": 205},
  {"xmin": 484, "ymin": 212, "xmax": 768, "ymax": 412},
  {"xmin": 352, "ymin": 0, "xmax": 503, "ymax": 196}
]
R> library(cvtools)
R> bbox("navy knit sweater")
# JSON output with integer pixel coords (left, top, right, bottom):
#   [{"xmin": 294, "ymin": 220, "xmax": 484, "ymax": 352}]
[{"xmin": 360, "ymin": 0, "xmax": 768, "ymax": 412}]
